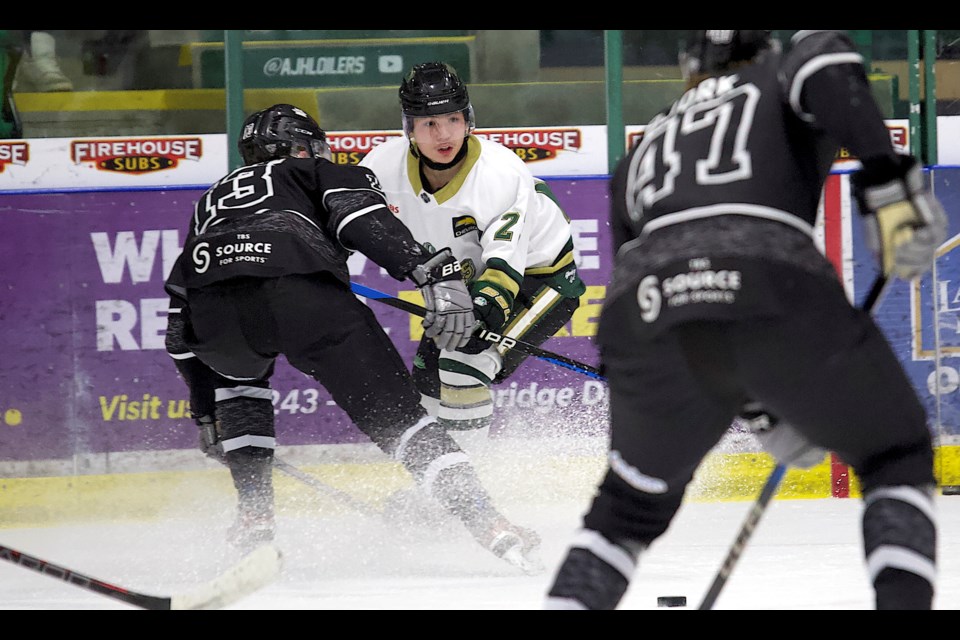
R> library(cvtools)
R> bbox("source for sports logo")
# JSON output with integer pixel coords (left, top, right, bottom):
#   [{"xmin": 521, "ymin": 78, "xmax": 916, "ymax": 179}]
[{"xmin": 71, "ymin": 138, "xmax": 203, "ymax": 174}]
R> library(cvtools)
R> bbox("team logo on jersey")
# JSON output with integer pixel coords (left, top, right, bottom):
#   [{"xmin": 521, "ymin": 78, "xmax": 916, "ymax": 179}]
[
  {"xmin": 452, "ymin": 215, "xmax": 479, "ymax": 238},
  {"xmin": 637, "ymin": 258, "xmax": 743, "ymax": 323},
  {"xmin": 0, "ymin": 142, "xmax": 29, "ymax": 174},
  {"xmin": 474, "ymin": 128, "xmax": 582, "ymax": 163},
  {"xmin": 460, "ymin": 259, "xmax": 476, "ymax": 282},
  {"xmin": 71, "ymin": 138, "xmax": 203, "ymax": 174}
]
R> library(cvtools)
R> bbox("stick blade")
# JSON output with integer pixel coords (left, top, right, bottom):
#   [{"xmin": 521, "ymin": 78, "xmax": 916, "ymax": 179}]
[{"xmin": 168, "ymin": 543, "xmax": 283, "ymax": 610}]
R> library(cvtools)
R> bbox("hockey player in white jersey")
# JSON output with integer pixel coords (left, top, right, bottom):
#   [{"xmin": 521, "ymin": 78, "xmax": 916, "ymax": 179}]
[{"xmin": 360, "ymin": 61, "xmax": 586, "ymax": 435}]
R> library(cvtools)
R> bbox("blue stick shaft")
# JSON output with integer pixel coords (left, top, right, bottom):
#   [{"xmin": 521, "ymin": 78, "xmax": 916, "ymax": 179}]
[{"xmin": 349, "ymin": 281, "xmax": 604, "ymax": 380}]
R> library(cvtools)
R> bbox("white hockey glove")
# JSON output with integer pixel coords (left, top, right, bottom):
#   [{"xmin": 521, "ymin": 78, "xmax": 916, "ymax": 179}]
[
  {"xmin": 739, "ymin": 403, "xmax": 827, "ymax": 469},
  {"xmin": 196, "ymin": 414, "xmax": 225, "ymax": 463},
  {"xmin": 408, "ymin": 248, "xmax": 477, "ymax": 351},
  {"xmin": 853, "ymin": 155, "xmax": 948, "ymax": 281}
]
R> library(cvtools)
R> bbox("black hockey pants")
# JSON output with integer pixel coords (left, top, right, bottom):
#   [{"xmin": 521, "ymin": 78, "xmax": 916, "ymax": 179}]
[
  {"xmin": 184, "ymin": 272, "xmax": 428, "ymax": 450},
  {"xmin": 586, "ymin": 266, "xmax": 935, "ymax": 544}
]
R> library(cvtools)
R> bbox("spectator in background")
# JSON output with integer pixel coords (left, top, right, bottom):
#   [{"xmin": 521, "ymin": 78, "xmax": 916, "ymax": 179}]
[{"xmin": 14, "ymin": 30, "xmax": 72, "ymax": 93}]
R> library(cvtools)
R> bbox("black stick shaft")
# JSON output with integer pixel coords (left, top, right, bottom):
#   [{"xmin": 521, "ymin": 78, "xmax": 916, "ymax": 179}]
[
  {"xmin": 0, "ymin": 544, "xmax": 169, "ymax": 609},
  {"xmin": 697, "ymin": 464, "xmax": 786, "ymax": 610}
]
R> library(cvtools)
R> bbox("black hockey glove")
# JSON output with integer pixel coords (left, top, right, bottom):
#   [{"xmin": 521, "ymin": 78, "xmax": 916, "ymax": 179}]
[
  {"xmin": 454, "ymin": 278, "xmax": 515, "ymax": 355},
  {"xmin": 469, "ymin": 278, "xmax": 513, "ymax": 335},
  {"xmin": 195, "ymin": 414, "xmax": 225, "ymax": 463},
  {"xmin": 738, "ymin": 402, "xmax": 826, "ymax": 469},
  {"xmin": 457, "ymin": 331, "xmax": 493, "ymax": 355},
  {"xmin": 408, "ymin": 248, "xmax": 476, "ymax": 351},
  {"xmin": 852, "ymin": 155, "xmax": 948, "ymax": 281}
]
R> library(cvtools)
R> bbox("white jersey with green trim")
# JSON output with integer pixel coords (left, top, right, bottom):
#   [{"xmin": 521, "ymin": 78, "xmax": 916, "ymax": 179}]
[{"xmin": 360, "ymin": 135, "xmax": 573, "ymax": 285}]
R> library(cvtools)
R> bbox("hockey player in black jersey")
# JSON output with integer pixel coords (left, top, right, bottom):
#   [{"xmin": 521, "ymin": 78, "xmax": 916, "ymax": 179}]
[
  {"xmin": 545, "ymin": 31, "xmax": 946, "ymax": 609},
  {"xmin": 164, "ymin": 104, "xmax": 542, "ymax": 574}
]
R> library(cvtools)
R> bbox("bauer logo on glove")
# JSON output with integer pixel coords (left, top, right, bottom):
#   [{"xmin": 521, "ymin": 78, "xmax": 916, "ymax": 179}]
[{"xmin": 408, "ymin": 248, "xmax": 476, "ymax": 351}]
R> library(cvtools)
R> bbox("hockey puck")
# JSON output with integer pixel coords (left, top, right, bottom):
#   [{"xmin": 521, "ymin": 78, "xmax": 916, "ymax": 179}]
[{"xmin": 657, "ymin": 596, "xmax": 687, "ymax": 608}]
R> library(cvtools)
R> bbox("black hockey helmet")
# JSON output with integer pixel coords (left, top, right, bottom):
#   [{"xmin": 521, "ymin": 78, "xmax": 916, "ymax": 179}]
[
  {"xmin": 398, "ymin": 61, "xmax": 475, "ymax": 138},
  {"xmin": 679, "ymin": 30, "xmax": 776, "ymax": 82},
  {"xmin": 238, "ymin": 103, "xmax": 331, "ymax": 164}
]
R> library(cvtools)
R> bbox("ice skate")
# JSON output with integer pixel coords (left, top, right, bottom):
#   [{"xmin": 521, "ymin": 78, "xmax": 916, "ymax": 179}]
[
  {"xmin": 226, "ymin": 508, "xmax": 275, "ymax": 555},
  {"xmin": 471, "ymin": 516, "xmax": 544, "ymax": 575}
]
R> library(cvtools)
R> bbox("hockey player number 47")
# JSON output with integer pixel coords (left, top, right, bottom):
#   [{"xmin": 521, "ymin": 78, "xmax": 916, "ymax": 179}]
[{"xmin": 627, "ymin": 80, "xmax": 761, "ymax": 218}]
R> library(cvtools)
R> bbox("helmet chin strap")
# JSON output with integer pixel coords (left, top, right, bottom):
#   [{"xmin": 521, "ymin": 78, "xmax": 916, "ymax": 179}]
[{"xmin": 410, "ymin": 137, "xmax": 469, "ymax": 171}]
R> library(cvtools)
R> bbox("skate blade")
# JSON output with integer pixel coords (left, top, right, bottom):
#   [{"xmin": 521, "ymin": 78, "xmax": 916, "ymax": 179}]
[{"xmin": 501, "ymin": 544, "xmax": 546, "ymax": 576}]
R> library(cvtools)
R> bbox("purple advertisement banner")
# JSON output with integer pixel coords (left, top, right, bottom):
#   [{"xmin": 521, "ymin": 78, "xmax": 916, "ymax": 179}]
[
  {"xmin": 6, "ymin": 171, "xmax": 959, "ymax": 464},
  {"xmin": 0, "ymin": 179, "xmax": 611, "ymax": 461}
]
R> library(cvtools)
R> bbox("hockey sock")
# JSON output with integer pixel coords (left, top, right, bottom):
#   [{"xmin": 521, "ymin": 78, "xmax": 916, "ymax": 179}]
[
  {"xmin": 862, "ymin": 485, "xmax": 936, "ymax": 609},
  {"xmin": 392, "ymin": 417, "xmax": 499, "ymax": 529},
  {"xmin": 226, "ymin": 448, "xmax": 275, "ymax": 519},
  {"xmin": 545, "ymin": 528, "xmax": 641, "ymax": 610}
]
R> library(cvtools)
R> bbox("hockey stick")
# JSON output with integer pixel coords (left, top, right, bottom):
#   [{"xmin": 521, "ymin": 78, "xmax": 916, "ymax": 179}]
[
  {"xmin": 204, "ymin": 450, "xmax": 380, "ymax": 518},
  {"xmin": 350, "ymin": 281, "xmax": 603, "ymax": 380},
  {"xmin": 696, "ymin": 463, "xmax": 786, "ymax": 610},
  {"xmin": 0, "ymin": 541, "xmax": 282, "ymax": 609},
  {"xmin": 273, "ymin": 457, "xmax": 380, "ymax": 518},
  {"xmin": 698, "ymin": 274, "xmax": 890, "ymax": 610}
]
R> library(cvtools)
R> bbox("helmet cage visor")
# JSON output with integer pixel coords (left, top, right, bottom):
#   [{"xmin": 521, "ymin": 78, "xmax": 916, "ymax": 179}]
[
  {"xmin": 271, "ymin": 115, "xmax": 332, "ymax": 161},
  {"xmin": 239, "ymin": 111, "xmax": 331, "ymax": 163},
  {"xmin": 402, "ymin": 104, "xmax": 475, "ymax": 140}
]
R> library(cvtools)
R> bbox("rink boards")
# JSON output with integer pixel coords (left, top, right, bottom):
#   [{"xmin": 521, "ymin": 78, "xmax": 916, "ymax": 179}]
[
  {"xmin": 1, "ymin": 439, "xmax": 959, "ymax": 529},
  {"xmin": 3, "ymin": 171, "xmax": 960, "ymax": 507}
]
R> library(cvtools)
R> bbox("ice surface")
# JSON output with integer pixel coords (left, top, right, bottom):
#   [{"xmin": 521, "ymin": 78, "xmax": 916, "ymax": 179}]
[{"xmin": 1, "ymin": 435, "xmax": 957, "ymax": 610}]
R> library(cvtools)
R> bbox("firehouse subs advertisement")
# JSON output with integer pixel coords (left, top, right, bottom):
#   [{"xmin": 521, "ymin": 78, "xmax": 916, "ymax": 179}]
[{"xmin": 2, "ymin": 121, "xmax": 960, "ymax": 464}]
